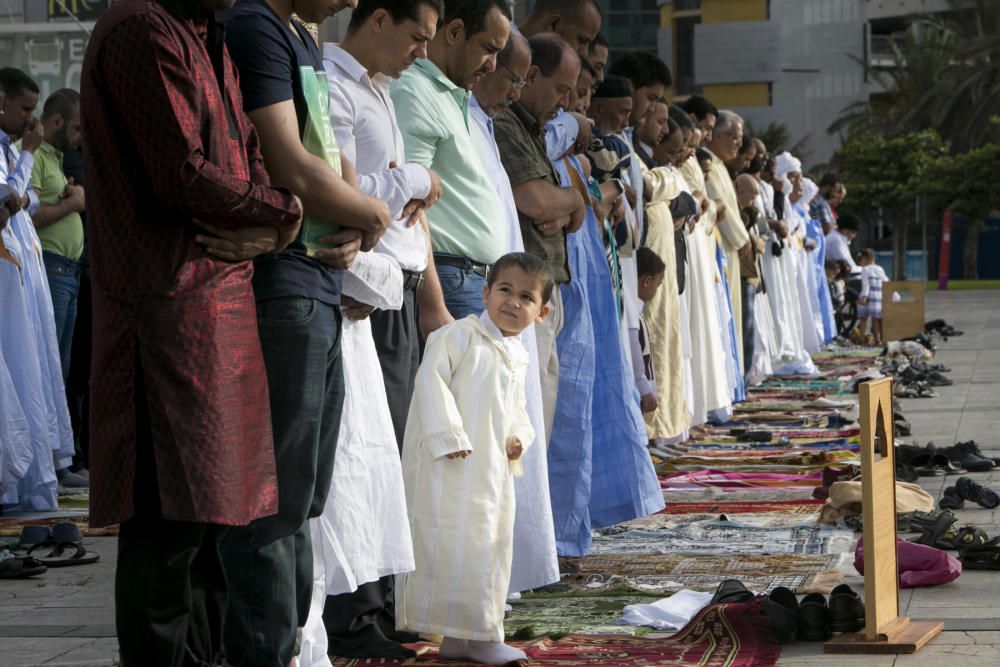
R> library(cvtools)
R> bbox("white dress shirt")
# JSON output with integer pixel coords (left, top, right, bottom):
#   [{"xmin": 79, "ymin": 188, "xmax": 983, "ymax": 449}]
[
  {"xmin": 825, "ymin": 229, "xmax": 860, "ymax": 275},
  {"xmin": 324, "ymin": 43, "xmax": 429, "ymax": 272}
]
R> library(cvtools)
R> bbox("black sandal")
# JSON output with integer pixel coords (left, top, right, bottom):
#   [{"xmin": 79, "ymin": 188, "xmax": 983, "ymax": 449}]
[
  {"xmin": 960, "ymin": 540, "xmax": 1000, "ymax": 569},
  {"xmin": 0, "ymin": 554, "xmax": 47, "ymax": 578}
]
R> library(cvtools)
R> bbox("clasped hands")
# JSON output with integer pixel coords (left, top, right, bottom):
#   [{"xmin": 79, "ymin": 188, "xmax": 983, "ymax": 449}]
[{"xmin": 445, "ymin": 438, "xmax": 523, "ymax": 461}]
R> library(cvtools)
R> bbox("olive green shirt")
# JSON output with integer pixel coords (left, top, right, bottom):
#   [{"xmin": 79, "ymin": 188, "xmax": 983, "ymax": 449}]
[
  {"xmin": 30, "ymin": 141, "xmax": 84, "ymax": 260},
  {"xmin": 493, "ymin": 102, "xmax": 570, "ymax": 284}
]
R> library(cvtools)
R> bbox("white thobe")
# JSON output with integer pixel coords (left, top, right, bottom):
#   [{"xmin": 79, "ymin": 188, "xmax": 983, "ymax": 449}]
[
  {"xmin": 300, "ymin": 252, "xmax": 414, "ymax": 667},
  {"xmin": 471, "ymin": 96, "xmax": 558, "ymax": 595},
  {"xmin": 704, "ymin": 150, "xmax": 750, "ymax": 363},
  {"xmin": 1, "ymin": 135, "xmax": 72, "ymax": 509},
  {"xmin": 396, "ymin": 314, "xmax": 534, "ymax": 641}
]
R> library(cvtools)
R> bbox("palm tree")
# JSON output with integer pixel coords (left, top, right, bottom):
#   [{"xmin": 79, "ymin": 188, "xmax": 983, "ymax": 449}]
[{"xmin": 830, "ymin": 0, "xmax": 1000, "ymax": 151}]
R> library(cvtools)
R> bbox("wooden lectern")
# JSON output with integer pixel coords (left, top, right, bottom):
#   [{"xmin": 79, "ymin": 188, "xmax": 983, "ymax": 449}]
[{"xmin": 824, "ymin": 378, "xmax": 943, "ymax": 654}]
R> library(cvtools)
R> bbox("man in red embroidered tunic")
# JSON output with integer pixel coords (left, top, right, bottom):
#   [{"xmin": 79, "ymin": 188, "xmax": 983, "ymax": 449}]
[{"xmin": 81, "ymin": 0, "xmax": 302, "ymax": 663}]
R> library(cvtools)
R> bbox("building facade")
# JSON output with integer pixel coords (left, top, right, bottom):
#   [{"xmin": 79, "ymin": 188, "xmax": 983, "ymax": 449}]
[{"xmin": 657, "ymin": 0, "xmax": 957, "ymax": 167}]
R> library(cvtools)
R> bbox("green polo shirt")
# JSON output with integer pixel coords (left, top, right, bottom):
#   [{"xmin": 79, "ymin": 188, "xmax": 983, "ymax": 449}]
[
  {"xmin": 30, "ymin": 142, "xmax": 84, "ymax": 260},
  {"xmin": 390, "ymin": 59, "xmax": 506, "ymax": 265}
]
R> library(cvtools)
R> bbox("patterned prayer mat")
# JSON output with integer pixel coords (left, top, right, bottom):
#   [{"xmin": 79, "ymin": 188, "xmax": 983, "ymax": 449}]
[
  {"xmin": 334, "ymin": 599, "xmax": 780, "ymax": 666},
  {"xmin": 663, "ymin": 488, "xmax": 819, "ymax": 504},
  {"xmin": 660, "ymin": 499, "xmax": 823, "ymax": 515},
  {"xmin": 565, "ymin": 553, "xmax": 844, "ymax": 594},
  {"xmin": 588, "ymin": 523, "xmax": 855, "ymax": 557},
  {"xmin": 504, "ymin": 593, "xmax": 660, "ymax": 639}
]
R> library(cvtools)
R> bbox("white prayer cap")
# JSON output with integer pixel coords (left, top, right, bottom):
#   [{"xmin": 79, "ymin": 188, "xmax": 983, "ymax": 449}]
[
  {"xmin": 545, "ymin": 109, "xmax": 579, "ymax": 162},
  {"xmin": 775, "ymin": 151, "xmax": 802, "ymax": 179}
]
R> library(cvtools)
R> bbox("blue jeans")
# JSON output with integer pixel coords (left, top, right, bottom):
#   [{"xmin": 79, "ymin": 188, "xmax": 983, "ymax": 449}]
[
  {"xmin": 222, "ymin": 297, "xmax": 344, "ymax": 667},
  {"xmin": 43, "ymin": 251, "xmax": 80, "ymax": 379},
  {"xmin": 436, "ymin": 262, "xmax": 487, "ymax": 320}
]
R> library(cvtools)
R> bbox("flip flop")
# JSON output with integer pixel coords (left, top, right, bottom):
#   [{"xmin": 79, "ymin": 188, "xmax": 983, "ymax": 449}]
[
  {"xmin": 0, "ymin": 554, "xmax": 47, "ymax": 578},
  {"xmin": 911, "ymin": 511, "xmax": 957, "ymax": 549},
  {"xmin": 25, "ymin": 524, "xmax": 99, "ymax": 567},
  {"xmin": 27, "ymin": 541, "xmax": 100, "ymax": 567}
]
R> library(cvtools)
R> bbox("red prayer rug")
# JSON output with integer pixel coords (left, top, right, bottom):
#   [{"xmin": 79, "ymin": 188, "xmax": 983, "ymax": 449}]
[
  {"xmin": 332, "ymin": 598, "xmax": 780, "ymax": 666},
  {"xmin": 660, "ymin": 499, "xmax": 824, "ymax": 515}
]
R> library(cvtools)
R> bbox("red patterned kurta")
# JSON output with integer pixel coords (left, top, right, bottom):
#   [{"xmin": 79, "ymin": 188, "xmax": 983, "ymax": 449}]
[{"xmin": 81, "ymin": 0, "xmax": 301, "ymax": 527}]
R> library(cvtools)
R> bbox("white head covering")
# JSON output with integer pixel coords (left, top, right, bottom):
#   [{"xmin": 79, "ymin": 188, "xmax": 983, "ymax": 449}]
[
  {"xmin": 802, "ymin": 177, "xmax": 819, "ymax": 209},
  {"xmin": 774, "ymin": 151, "xmax": 802, "ymax": 200},
  {"xmin": 775, "ymin": 151, "xmax": 801, "ymax": 180}
]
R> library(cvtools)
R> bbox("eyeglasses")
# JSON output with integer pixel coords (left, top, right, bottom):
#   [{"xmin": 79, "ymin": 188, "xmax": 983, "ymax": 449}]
[{"xmin": 500, "ymin": 63, "xmax": 527, "ymax": 90}]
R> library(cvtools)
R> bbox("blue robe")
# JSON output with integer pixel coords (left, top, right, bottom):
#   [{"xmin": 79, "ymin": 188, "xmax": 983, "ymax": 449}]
[
  {"xmin": 806, "ymin": 217, "xmax": 836, "ymax": 343},
  {"xmin": 546, "ymin": 151, "xmax": 663, "ymax": 556}
]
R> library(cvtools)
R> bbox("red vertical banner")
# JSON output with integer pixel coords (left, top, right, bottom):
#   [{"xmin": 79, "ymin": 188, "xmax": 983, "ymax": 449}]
[{"xmin": 938, "ymin": 208, "xmax": 953, "ymax": 290}]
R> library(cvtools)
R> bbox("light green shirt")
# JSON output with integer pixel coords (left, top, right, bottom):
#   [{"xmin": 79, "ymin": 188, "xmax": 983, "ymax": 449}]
[
  {"xmin": 30, "ymin": 142, "xmax": 84, "ymax": 260},
  {"xmin": 390, "ymin": 58, "xmax": 507, "ymax": 264}
]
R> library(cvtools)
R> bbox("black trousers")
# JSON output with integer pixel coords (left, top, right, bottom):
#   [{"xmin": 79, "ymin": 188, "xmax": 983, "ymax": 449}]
[
  {"xmin": 116, "ymin": 353, "xmax": 228, "ymax": 667},
  {"xmin": 324, "ymin": 288, "xmax": 420, "ymax": 654},
  {"xmin": 369, "ymin": 288, "xmax": 420, "ymax": 449}
]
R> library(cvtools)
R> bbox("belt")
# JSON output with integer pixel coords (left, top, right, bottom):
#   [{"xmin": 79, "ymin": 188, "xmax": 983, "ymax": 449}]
[
  {"xmin": 433, "ymin": 253, "xmax": 492, "ymax": 279},
  {"xmin": 401, "ymin": 269, "xmax": 423, "ymax": 292}
]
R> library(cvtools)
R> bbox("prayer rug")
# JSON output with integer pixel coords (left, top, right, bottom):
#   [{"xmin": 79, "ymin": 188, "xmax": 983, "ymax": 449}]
[
  {"xmin": 504, "ymin": 593, "xmax": 660, "ymax": 639},
  {"xmin": 334, "ymin": 598, "xmax": 780, "ymax": 666},
  {"xmin": 588, "ymin": 523, "xmax": 855, "ymax": 557},
  {"xmin": 663, "ymin": 488, "xmax": 820, "ymax": 504},
  {"xmin": 566, "ymin": 553, "xmax": 843, "ymax": 594},
  {"xmin": 659, "ymin": 499, "xmax": 824, "ymax": 515}
]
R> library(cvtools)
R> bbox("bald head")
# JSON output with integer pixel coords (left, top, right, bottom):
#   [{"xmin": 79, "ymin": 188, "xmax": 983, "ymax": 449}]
[
  {"xmin": 519, "ymin": 0, "xmax": 602, "ymax": 58},
  {"xmin": 735, "ymin": 173, "xmax": 760, "ymax": 209}
]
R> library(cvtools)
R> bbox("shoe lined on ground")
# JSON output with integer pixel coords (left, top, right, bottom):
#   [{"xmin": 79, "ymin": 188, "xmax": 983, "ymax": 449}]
[
  {"xmin": 946, "ymin": 441, "xmax": 998, "ymax": 471},
  {"xmin": 940, "ymin": 487, "xmax": 965, "ymax": 510},
  {"xmin": 711, "ymin": 579, "xmax": 755, "ymax": 604},
  {"xmin": 828, "ymin": 584, "xmax": 865, "ymax": 633},
  {"xmin": 796, "ymin": 593, "xmax": 832, "ymax": 641},
  {"xmin": 956, "ymin": 477, "xmax": 1000, "ymax": 508},
  {"xmin": 959, "ymin": 540, "xmax": 1000, "ymax": 570},
  {"xmin": 767, "ymin": 587, "xmax": 799, "ymax": 643}
]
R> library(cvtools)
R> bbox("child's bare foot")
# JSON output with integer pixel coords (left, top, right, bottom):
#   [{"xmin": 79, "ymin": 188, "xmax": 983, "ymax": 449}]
[{"xmin": 466, "ymin": 639, "xmax": 527, "ymax": 664}]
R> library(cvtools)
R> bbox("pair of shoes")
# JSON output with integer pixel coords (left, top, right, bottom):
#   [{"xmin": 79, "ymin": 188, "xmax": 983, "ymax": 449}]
[
  {"xmin": 710, "ymin": 580, "xmax": 796, "ymax": 644},
  {"xmin": 797, "ymin": 585, "xmax": 865, "ymax": 641},
  {"xmin": 812, "ymin": 465, "xmax": 861, "ymax": 500},
  {"xmin": 944, "ymin": 441, "xmax": 998, "ymax": 471},
  {"xmin": 955, "ymin": 477, "xmax": 1000, "ymax": 509}
]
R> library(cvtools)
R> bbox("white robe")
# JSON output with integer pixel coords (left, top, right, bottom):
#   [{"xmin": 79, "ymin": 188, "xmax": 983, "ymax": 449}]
[
  {"xmin": 474, "ymin": 99, "xmax": 558, "ymax": 594},
  {"xmin": 684, "ymin": 217, "xmax": 731, "ymax": 425},
  {"xmin": 396, "ymin": 314, "xmax": 534, "ymax": 641},
  {"xmin": 757, "ymin": 184, "xmax": 817, "ymax": 376},
  {"xmin": 300, "ymin": 252, "xmax": 415, "ymax": 667},
  {"xmin": 0, "ymin": 227, "xmax": 34, "ymax": 497}
]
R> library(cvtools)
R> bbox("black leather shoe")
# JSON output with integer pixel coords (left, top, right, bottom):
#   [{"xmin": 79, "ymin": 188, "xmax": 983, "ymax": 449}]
[
  {"xmin": 711, "ymin": 579, "xmax": 754, "ymax": 604},
  {"xmin": 767, "ymin": 587, "xmax": 799, "ymax": 643},
  {"xmin": 828, "ymin": 584, "xmax": 865, "ymax": 633},
  {"xmin": 946, "ymin": 442, "xmax": 996, "ymax": 472},
  {"xmin": 796, "ymin": 593, "xmax": 832, "ymax": 641}
]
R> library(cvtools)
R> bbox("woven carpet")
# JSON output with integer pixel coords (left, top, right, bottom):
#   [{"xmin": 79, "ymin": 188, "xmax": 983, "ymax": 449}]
[
  {"xmin": 566, "ymin": 553, "xmax": 844, "ymax": 594},
  {"xmin": 660, "ymin": 499, "xmax": 823, "ymax": 515},
  {"xmin": 333, "ymin": 598, "xmax": 780, "ymax": 666},
  {"xmin": 504, "ymin": 593, "xmax": 660, "ymax": 639},
  {"xmin": 589, "ymin": 523, "xmax": 855, "ymax": 557}
]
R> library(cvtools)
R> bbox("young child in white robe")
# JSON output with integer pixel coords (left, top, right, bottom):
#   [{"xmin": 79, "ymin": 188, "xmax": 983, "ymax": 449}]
[
  {"xmin": 636, "ymin": 247, "xmax": 666, "ymax": 417},
  {"xmin": 396, "ymin": 253, "xmax": 553, "ymax": 665}
]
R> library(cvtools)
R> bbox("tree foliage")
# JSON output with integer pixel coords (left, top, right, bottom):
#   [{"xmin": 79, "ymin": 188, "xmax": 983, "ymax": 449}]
[{"xmin": 830, "ymin": 0, "xmax": 1000, "ymax": 152}]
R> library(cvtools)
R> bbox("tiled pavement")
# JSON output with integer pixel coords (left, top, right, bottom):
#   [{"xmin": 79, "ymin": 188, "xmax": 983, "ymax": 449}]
[{"xmin": 2, "ymin": 290, "xmax": 999, "ymax": 666}]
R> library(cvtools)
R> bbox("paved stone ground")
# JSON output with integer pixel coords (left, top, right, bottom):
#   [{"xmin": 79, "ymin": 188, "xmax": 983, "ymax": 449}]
[{"xmin": 1, "ymin": 290, "xmax": 998, "ymax": 666}]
